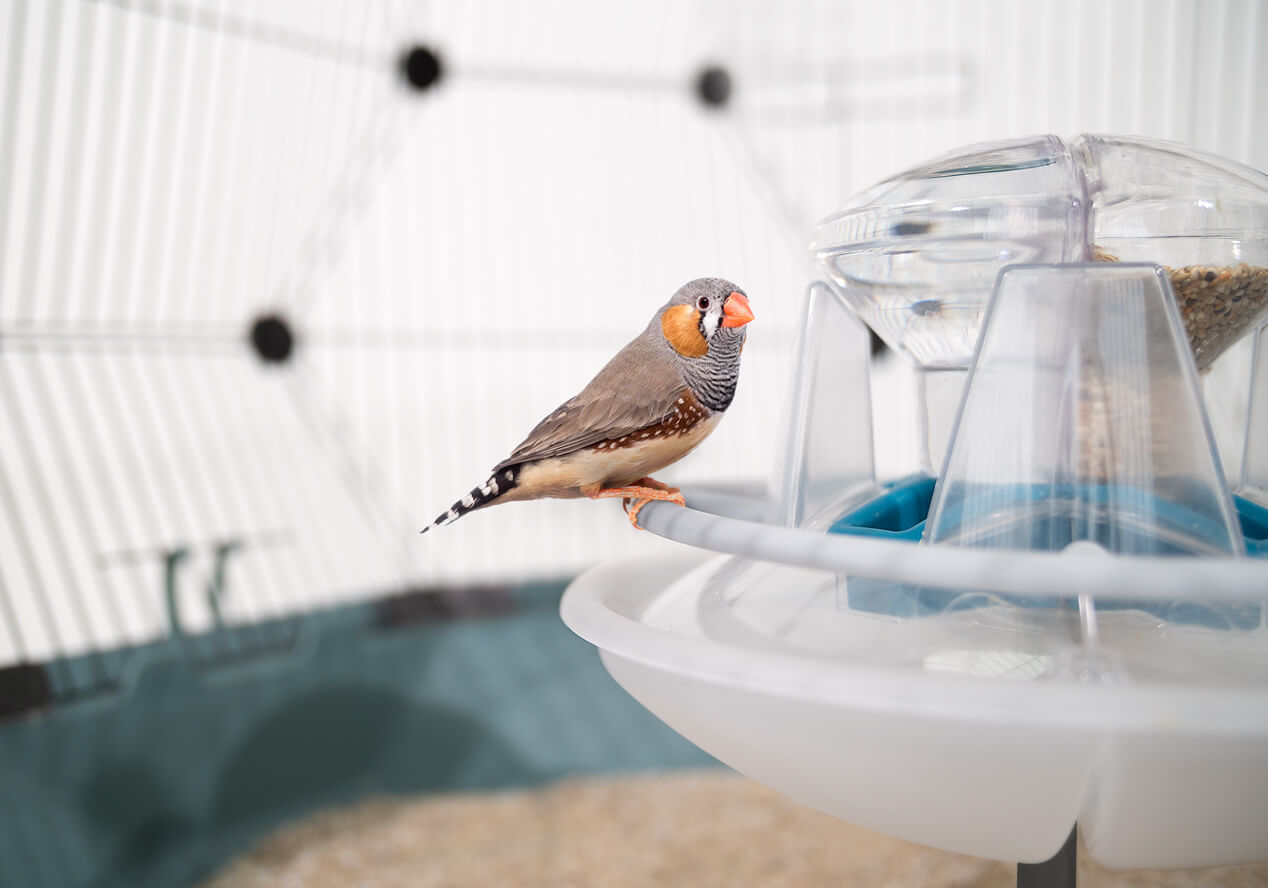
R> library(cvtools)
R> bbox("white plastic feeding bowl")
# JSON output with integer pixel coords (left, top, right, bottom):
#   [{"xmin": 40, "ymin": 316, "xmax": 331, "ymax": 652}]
[{"xmin": 562, "ymin": 537, "xmax": 1268, "ymax": 868}]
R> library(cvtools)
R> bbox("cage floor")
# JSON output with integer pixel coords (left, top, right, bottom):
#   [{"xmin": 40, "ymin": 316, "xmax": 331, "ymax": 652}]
[
  {"xmin": 199, "ymin": 769, "xmax": 1268, "ymax": 888},
  {"xmin": 0, "ymin": 580, "xmax": 717, "ymax": 888}
]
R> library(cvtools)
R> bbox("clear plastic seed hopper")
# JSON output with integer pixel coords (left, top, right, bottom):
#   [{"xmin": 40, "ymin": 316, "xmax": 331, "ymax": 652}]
[{"xmin": 561, "ymin": 135, "xmax": 1268, "ymax": 879}]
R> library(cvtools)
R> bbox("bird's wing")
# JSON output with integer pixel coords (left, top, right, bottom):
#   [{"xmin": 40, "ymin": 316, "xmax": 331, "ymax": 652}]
[{"xmin": 494, "ymin": 333, "xmax": 688, "ymax": 471}]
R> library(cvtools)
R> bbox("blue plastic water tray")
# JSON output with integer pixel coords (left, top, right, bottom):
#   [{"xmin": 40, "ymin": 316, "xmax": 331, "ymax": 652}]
[
  {"xmin": 829, "ymin": 475, "xmax": 1268, "ymax": 627},
  {"xmin": 830, "ymin": 474, "xmax": 1268, "ymax": 555}
]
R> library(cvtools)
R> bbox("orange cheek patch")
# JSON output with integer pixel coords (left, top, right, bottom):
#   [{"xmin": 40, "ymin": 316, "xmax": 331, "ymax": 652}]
[{"xmin": 661, "ymin": 304, "xmax": 708, "ymax": 358}]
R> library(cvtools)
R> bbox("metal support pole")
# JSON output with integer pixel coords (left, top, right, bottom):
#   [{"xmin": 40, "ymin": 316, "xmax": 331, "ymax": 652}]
[{"xmin": 1017, "ymin": 826, "xmax": 1077, "ymax": 888}]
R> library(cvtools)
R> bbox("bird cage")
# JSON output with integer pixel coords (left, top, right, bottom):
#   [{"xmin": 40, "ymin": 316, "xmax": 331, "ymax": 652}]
[
  {"xmin": 563, "ymin": 135, "xmax": 1268, "ymax": 878},
  {"xmin": 5, "ymin": 0, "xmax": 1268, "ymax": 882}
]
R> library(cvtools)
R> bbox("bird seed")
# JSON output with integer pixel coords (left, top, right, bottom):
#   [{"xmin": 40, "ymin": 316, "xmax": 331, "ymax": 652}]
[{"xmin": 1093, "ymin": 247, "xmax": 1268, "ymax": 372}]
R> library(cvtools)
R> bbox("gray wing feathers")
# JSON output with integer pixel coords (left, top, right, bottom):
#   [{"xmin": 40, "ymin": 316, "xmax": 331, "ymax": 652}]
[{"xmin": 494, "ymin": 333, "xmax": 687, "ymax": 471}]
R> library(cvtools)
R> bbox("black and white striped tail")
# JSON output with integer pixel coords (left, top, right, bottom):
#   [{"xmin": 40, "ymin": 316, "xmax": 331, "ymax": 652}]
[{"xmin": 419, "ymin": 465, "xmax": 520, "ymax": 534}]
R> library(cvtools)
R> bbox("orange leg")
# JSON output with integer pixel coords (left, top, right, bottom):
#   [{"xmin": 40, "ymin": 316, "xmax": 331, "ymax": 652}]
[
  {"xmin": 630, "ymin": 476, "xmax": 676, "ymax": 492},
  {"xmin": 585, "ymin": 478, "xmax": 685, "ymax": 527}
]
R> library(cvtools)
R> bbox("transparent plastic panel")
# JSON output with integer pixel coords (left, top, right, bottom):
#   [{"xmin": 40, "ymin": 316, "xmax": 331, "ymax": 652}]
[
  {"xmin": 915, "ymin": 368, "xmax": 968, "ymax": 476},
  {"xmin": 926, "ymin": 263, "xmax": 1244, "ymax": 559},
  {"xmin": 811, "ymin": 135, "xmax": 1086, "ymax": 369},
  {"xmin": 1240, "ymin": 323, "xmax": 1268, "ymax": 506},
  {"xmin": 826, "ymin": 266, "xmax": 1258, "ymax": 691},
  {"xmin": 1077, "ymin": 134, "xmax": 1268, "ymax": 371},
  {"xmin": 1201, "ymin": 333, "xmax": 1257, "ymax": 485},
  {"xmin": 775, "ymin": 282, "xmax": 875, "ymax": 528}
]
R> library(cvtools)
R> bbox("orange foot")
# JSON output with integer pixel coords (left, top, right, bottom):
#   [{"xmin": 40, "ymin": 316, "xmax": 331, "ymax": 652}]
[{"xmin": 586, "ymin": 477, "xmax": 685, "ymax": 528}]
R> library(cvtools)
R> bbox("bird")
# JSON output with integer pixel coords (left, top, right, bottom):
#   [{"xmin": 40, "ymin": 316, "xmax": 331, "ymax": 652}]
[{"xmin": 420, "ymin": 278, "xmax": 754, "ymax": 533}]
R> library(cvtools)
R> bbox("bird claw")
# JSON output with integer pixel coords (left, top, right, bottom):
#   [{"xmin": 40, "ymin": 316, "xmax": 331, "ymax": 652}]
[
  {"xmin": 625, "ymin": 491, "xmax": 686, "ymax": 527},
  {"xmin": 587, "ymin": 482, "xmax": 685, "ymax": 528}
]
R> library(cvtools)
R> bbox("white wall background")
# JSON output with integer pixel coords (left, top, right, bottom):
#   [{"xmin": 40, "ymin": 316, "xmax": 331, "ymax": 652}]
[{"xmin": 1, "ymin": 0, "xmax": 1265, "ymax": 666}]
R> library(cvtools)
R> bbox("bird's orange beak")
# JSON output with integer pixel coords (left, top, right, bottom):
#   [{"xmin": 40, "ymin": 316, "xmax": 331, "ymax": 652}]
[{"xmin": 722, "ymin": 291, "xmax": 755, "ymax": 328}]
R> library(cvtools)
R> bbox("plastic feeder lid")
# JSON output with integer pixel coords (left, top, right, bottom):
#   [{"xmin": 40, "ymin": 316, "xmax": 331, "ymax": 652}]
[{"xmin": 811, "ymin": 134, "xmax": 1268, "ymax": 370}]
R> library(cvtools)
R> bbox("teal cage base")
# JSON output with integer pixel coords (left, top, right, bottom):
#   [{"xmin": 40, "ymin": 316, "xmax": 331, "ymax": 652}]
[{"xmin": 0, "ymin": 582, "xmax": 717, "ymax": 888}]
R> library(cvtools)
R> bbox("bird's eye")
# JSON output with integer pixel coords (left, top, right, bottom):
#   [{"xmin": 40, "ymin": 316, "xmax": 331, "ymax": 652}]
[{"xmin": 697, "ymin": 296, "xmax": 711, "ymax": 310}]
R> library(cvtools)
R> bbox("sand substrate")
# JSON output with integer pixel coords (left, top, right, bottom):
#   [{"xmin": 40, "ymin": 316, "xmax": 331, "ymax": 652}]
[{"xmin": 201, "ymin": 769, "xmax": 1268, "ymax": 888}]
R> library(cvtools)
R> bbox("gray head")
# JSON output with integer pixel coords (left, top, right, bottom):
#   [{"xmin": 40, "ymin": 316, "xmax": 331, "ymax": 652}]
[{"xmin": 656, "ymin": 277, "xmax": 754, "ymax": 411}]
